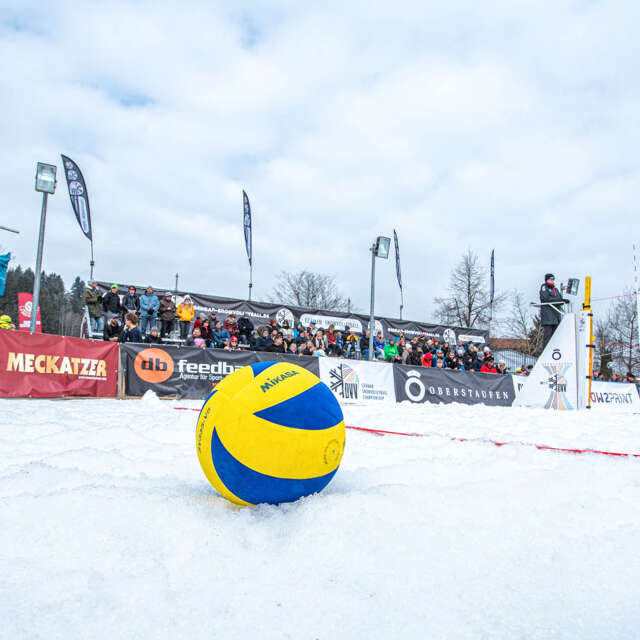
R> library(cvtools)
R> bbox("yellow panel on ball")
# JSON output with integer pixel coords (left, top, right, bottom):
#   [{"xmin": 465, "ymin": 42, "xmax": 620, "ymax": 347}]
[{"xmin": 195, "ymin": 361, "xmax": 345, "ymax": 506}]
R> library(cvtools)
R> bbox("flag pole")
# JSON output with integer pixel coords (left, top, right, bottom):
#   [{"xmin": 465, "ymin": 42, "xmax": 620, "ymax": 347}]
[
  {"xmin": 249, "ymin": 262, "xmax": 253, "ymax": 302},
  {"xmin": 89, "ymin": 240, "xmax": 94, "ymax": 281},
  {"xmin": 400, "ymin": 288, "xmax": 404, "ymax": 321}
]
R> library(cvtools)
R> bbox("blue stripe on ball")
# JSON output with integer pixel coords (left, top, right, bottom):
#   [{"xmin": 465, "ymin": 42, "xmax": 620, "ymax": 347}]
[
  {"xmin": 253, "ymin": 382, "xmax": 342, "ymax": 430},
  {"xmin": 212, "ymin": 428, "xmax": 337, "ymax": 505},
  {"xmin": 249, "ymin": 361, "xmax": 279, "ymax": 377}
]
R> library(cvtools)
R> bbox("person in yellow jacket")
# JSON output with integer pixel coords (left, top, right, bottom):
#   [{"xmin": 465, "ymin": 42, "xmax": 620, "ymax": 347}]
[
  {"xmin": 176, "ymin": 295, "xmax": 195, "ymax": 341},
  {"xmin": 0, "ymin": 314, "xmax": 15, "ymax": 330}
]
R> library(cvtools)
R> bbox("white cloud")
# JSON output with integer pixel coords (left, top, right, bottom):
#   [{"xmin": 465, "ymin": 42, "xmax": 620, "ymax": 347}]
[{"xmin": 0, "ymin": 0, "xmax": 638, "ymax": 327}]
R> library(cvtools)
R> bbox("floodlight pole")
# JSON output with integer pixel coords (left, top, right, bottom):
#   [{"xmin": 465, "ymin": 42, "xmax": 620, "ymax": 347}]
[
  {"xmin": 368, "ymin": 243, "xmax": 376, "ymax": 361},
  {"xmin": 31, "ymin": 192, "xmax": 48, "ymax": 333}
]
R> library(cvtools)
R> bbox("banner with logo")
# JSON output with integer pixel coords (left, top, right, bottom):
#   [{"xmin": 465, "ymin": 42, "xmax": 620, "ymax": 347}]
[
  {"xmin": 0, "ymin": 252, "xmax": 9, "ymax": 296},
  {"xmin": 589, "ymin": 380, "xmax": 640, "ymax": 412},
  {"xmin": 394, "ymin": 364, "xmax": 515, "ymax": 407},
  {"xmin": 120, "ymin": 344, "xmax": 320, "ymax": 398},
  {"xmin": 0, "ymin": 330, "xmax": 118, "ymax": 398},
  {"xmin": 318, "ymin": 358, "xmax": 396, "ymax": 404},
  {"xmin": 17, "ymin": 292, "xmax": 41, "ymax": 332},
  {"xmin": 514, "ymin": 313, "xmax": 578, "ymax": 410},
  {"xmin": 61, "ymin": 155, "xmax": 92, "ymax": 241},
  {"xmin": 98, "ymin": 282, "xmax": 488, "ymax": 345}
]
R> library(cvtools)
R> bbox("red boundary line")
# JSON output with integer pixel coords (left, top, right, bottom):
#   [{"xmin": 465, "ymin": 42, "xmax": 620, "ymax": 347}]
[{"xmin": 173, "ymin": 407, "xmax": 640, "ymax": 459}]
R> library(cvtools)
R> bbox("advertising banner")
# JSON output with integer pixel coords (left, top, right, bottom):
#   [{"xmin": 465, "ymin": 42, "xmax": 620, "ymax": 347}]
[
  {"xmin": 17, "ymin": 292, "xmax": 41, "ymax": 332},
  {"xmin": 514, "ymin": 313, "xmax": 578, "ymax": 410},
  {"xmin": 120, "ymin": 345, "xmax": 320, "ymax": 398},
  {"xmin": 318, "ymin": 358, "xmax": 396, "ymax": 404},
  {"xmin": 98, "ymin": 282, "xmax": 489, "ymax": 345},
  {"xmin": 0, "ymin": 331, "xmax": 118, "ymax": 398},
  {"xmin": 589, "ymin": 381, "xmax": 640, "ymax": 412},
  {"xmin": 394, "ymin": 365, "xmax": 515, "ymax": 407},
  {"xmin": 61, "ymin": 154, "xmax": 93, "ymax": 241}
]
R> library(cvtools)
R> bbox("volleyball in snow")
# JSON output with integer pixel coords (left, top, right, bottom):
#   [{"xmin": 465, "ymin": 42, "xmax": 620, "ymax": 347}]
[{"xmin": 196, "ymin": 361, "xmax": 345, "ymax": 506}]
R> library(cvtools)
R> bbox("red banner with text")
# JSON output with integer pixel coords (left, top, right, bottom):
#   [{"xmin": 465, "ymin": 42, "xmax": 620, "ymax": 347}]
[
  {"xmin": 0, "ymin": 331, "xmax": 119, "ymax": 398},
  {"xmin": 18, "ymin": 292, "xmax": 42, "ymax": 332}
]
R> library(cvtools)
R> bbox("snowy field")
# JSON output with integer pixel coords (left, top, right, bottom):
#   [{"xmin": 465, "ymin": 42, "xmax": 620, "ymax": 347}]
[{"xmin": 1, "ymin": 395, "xmax": 639, "ymax": 640}]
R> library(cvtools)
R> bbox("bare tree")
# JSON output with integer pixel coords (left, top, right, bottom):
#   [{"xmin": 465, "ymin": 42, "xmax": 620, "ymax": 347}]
[
  {"xmin": 433, "ymin": 249, "xmax": 506, "ymax": 329},
  {"xmin": 503, "ymin": 290, "xmax": 543, "ymax": 355},
  {"xmin": 601, "ymin": 290, "xmax": 639, "ymax": 377},
  {"xmin": 271, "ymin": 270, "xmax": 350, "ymax": 311}
]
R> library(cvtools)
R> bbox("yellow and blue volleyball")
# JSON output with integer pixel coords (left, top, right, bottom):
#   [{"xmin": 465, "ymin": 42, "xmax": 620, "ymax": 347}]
[{"xmin": 196, "ymin": 361, "xmax": 345, "ymax": 506}]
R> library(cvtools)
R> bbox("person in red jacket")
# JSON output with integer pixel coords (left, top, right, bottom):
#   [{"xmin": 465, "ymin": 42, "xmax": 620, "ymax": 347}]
[
  {"xmin": 223, "ymin": 314, "xmax": 240, "ymax": 338},
  {"xmin": 480, "ymin": 355, "xmax": 498, "ymax": 374}
]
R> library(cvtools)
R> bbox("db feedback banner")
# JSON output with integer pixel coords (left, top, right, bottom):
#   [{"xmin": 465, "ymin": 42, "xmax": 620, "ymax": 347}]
[
  {"xmin": 0, "ymin": 331, "xmax": 119, "ymax": 398},
  {"xmin": 120, "ymin": 344, "xmax": 320, "ymax": 398}
]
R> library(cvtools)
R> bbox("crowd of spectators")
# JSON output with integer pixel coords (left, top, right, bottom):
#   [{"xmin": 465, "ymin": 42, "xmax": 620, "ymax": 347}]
[{"xmin": 78, "ymin": 282, "xmax": 639, "ymax": 382}]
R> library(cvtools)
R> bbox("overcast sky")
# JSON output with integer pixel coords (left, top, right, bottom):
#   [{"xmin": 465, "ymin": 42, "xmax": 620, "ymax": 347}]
[{"xmin": 1, "ymin": 0, "xmax": 638, "ymax": 326}]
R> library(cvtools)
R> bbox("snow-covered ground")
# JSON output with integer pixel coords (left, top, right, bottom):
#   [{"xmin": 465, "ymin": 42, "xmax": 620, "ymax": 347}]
[{"xmin": 1, "ymin": 395, "xmax": 639, "ymax": 639}]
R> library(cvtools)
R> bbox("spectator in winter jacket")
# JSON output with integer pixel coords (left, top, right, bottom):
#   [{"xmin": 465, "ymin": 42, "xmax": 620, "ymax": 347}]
[
  {"xmin": 496, "ymin": 360, "xmax": 508, "ymax": 375},
  {"xmin": 360, "ymin": 329, "xmax": 371, "ymax": 360},
  {"xmin": 313, "ymin": 329, "xmax": 327, "ymax": 356},
  {"xmin": 212, "ymin": 321, "xmax": 231, "ymax": 348},
  {"xmin": 119, "ymin": 312, "xmax": 143, "ymax": 343},
  {"xmin": 287, "ymin": 341, "xmax": 299, "ymax": 356},
  {"xmin": 158, "ymin": 293, "xmax": 177, "ymax": 338},
  {"xmin": 384, "ymin": 338, "xmax": 401, "ymax": 362},
  {"xmin": 122, "ymin": 286, "xmax": 140, "ymax": 317},
  {"xmin": 185, "ymin": 327, "xmax": 206, "ymax": 349},
  {"xmin": 139, "ymin": 286, "xmax": 159, "ymax": 335},
  {"xmin": 237, "ymin": 314, "xmax": 254, "ymax": 346},
  {"xmin": 344, "ymin": 328, "xmax": 358, "ymax": 359},
  {"xmin": 176, "ymin": 296, "xmax": 195, "ymax": 340},
  {"xmin": 421, "ymin": 351, "xmax": 433, "ymax": 367},
  {"xmin": 193, "ymin": 313, "xmax": 207, "ymax": 332},
  {"xmin": 103, "ymin": 314, "xmax": 123, "ymax": 342},
  {"xmin": 407, "ymin": 345, "xmax": 423, "ymax": 367},
  {"xmin": 373, "ymin": 333, "xmax": 385, "ymax": 359},
  {"xmin": 255, "ymin": 328, "xmax": 272, "ymax": 351},
  {"xmin": 102, "ymin": 284, "xmax": 123, "ymax": 325},
  {"xmin": 225, "ymin": 335, "xmax": 242, "ymax": 351},
  {"xmin": 144, "ymin": 326, "xmax": 163, "ymax": 344},
  {"xmin": 326, "ymin": 325, "xmax": 341, "ymax": 356},
  {"xmin": 198, "ymin": 319, "xmax": 214, "ymax": 347},
  {"xmin": 266, "ymin": 335, "xmax": 286, "ymax": 353},
  {"xmin": 0, "ymin": 314, "xmax": 15, "ymax": 330},
  {"xmin": 83, "ymin": 281, "xmax": 104, "ymax": 334},
  {"xmin": 223, "ymin": 314, "xmax": 239, "ymax": 338},
  {"xmin": 480, "ymin": 356, "xmax": 498, "ymax": 374},
  {"xmin": 539, "ymin": 273, "xmax": 569, "ymax": 348},
  {"xmin": 280, "ymin": 320, "xmax": 294, "ymax": 341}
]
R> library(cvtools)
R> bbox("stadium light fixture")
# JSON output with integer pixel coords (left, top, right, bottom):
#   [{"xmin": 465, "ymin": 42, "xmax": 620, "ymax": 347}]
[
  {"xmin": 35, "ymin": 162, "xmax": 57, "ymax": 194},
  {"xmin": 368, "ymin": 236, "xmax": 391, "ymax": 360},
  {"xmin": 31, "ymin": 162, "xmax": 57, "ymax": 333}
]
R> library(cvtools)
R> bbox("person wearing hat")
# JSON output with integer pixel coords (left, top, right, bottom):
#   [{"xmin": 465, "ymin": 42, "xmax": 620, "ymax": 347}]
[
  {"xmin": 103, "ymin": 313, "xmax": 123, "ymax": 342},
  {"xmin": 122, "ymin": 286, "xmax": 140, "ymax": 318},
  {"xmin": 83, "ymin": 280, "xmax": 104, "ymax": 334},
  {"xmin": 540, "ymin": 273, "xmax": 569, "ymax": 349},
  {"xmin": 480, "ymin": 355, "xmax": 498, "ymax": 374},
  {"xmin": 139, "ymin": 286, "xmax": 159, "ymax": 335},
  {"xmin": 237, "ymin": 313, "xmax": 254, "ymax": 347},
  {"xmin": 102, "ymin": 283, "xmax": 123, "ymax": 326},
  {"xmin": 158, "ymin": 293, "xmax": 177, "ymax": 338},
  {"xmin": 224, "ymin": 335, "xmax": 242, "ymax": 352},
  {"xmin": 176, "ymin": 295, "xmax": 195, "ymax": 341}
]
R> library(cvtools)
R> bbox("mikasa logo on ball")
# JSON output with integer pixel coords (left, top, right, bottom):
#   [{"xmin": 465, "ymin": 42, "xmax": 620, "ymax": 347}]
[{"xmin": 259, "ymin": 369, "xmax": 299, "ymax": 392}]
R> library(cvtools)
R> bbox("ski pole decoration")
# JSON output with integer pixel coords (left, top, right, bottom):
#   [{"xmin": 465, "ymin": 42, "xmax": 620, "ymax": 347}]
[
  {"xmin": 243, "ymin": 190, "xmax": 253, "ymax": 301},
  {"xmin": 61, "ymin": 155, "xmax": 95, "ymax": 279},
  {"xmin": 393, "ymin": 229, "xmax": 403, "ymax": 319}
]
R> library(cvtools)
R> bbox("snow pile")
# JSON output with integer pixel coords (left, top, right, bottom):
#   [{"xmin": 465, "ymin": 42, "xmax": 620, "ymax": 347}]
[{"xmin": 1, "ymin": 398, "xmax": 639, "ymax": 639}]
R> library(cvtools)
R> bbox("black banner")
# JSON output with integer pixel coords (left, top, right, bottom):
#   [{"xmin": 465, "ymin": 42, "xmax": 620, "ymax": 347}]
[
  {"xmin": 394, "ymin": 365, "xmax": 515, "ymax": 407},
  {"xmin": 243, "ymin": 190, "xmax": 252, "ymax": 266},
  {"xmin": 100, "ymin": 283, "xmax": 489, "ymax": 346},
  {"xmin": 120, "ymin": 344, "xmax": 320, "ymax": 398},
  {"xmin": 61, "ymin": 155, "xmax": 92, "ymax": 241}
]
